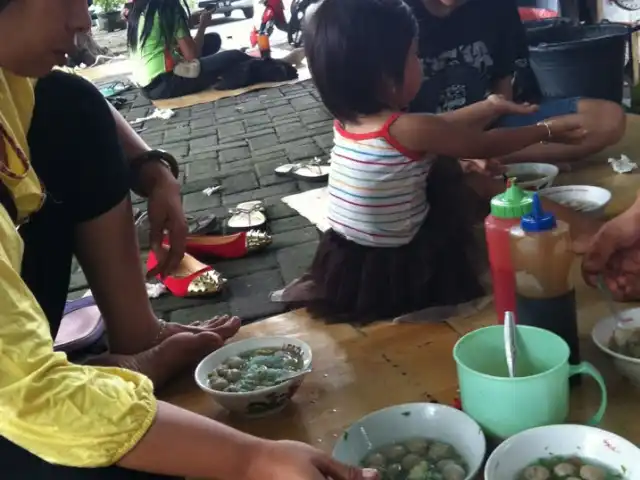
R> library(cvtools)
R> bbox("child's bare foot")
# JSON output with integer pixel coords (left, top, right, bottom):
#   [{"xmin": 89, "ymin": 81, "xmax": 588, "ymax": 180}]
[
  {"xmin": 157, "ymin": 315, "xmax": 241, "ymax": 344},
  {"xmin": 87, "ymin": 332, "xmax": 224, "ymax": 389}
]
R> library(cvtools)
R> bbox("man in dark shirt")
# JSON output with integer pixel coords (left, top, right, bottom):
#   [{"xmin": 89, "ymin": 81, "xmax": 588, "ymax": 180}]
[{"xmin": 405, "ymin": 0, "xmax": 626, "ymax": 165}]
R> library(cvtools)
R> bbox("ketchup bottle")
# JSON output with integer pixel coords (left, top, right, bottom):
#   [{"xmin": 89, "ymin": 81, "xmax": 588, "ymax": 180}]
[{"xmin": 484, "ymin": 179, "xmax": 533, "ymax": 324}]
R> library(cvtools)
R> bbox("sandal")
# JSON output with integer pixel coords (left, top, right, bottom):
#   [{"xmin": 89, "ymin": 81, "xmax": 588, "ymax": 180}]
[
  {"xmin": 147, "ymin": 249, "xmax": 227, "ymax": 298},
  {"xmin": 225, "ymin": 200, "xmax": 267, "ymax": 232},
  {"xmin": 184, "ymin": 230, "xmax": 272, "ymax": 259},
  {"xmin": 99, "ymin": 80, "xmax": 133, "ymax": 99},
  {"xmin": 54, "ymin": 296, "xmax": 106, "ymax": 353},
  {"xmin": 274, "ymin": 157, "xmax": 330, "ymax": 182}
]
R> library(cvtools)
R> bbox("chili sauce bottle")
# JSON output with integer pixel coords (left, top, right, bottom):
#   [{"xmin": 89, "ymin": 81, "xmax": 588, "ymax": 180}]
[{"xmin": 484, "ymin": 179, "xmax": 533, "ymax": 324}]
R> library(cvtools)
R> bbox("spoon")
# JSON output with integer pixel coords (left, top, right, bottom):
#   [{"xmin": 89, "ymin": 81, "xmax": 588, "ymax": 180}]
[
  {"xmin": 504, "ymin": 311, "xmax": 518, "ymax": 378},
  {"xmin": 274, "ymin": 368, "xmax": 312, "ymax": 385},
  {"xmin": 597, "ymin": 276, "xmax": 636, "ymax": 347}
]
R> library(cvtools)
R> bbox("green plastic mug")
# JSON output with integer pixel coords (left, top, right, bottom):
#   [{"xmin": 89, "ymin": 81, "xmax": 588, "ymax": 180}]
[{"xmin": 453, "ymin": 325, "xmax": 607, "ymax": 440}]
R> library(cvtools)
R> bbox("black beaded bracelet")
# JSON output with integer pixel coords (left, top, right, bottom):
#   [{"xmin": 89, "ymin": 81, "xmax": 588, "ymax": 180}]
[{"xmin": 130, "ymin": 149, "xmax": 180, "ymax": 196}]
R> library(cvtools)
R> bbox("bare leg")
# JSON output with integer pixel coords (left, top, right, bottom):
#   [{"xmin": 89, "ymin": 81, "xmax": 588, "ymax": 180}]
[{"xmin": 499, "ymin": 99, "xmax": 626, "ymax": 165}]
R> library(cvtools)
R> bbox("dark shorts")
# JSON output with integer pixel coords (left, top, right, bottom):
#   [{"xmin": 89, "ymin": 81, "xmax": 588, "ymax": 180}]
[{"xmin": 496, "ymin": 97, "xmax": 580, "ymax": 128}]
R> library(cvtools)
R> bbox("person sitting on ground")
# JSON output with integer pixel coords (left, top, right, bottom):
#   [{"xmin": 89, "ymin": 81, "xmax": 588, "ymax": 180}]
[
  {"xmin": 272, "ymin": 0, "xmax": 589, "ymax": 322},
  {"xmin": 402, "ymin": 0, "xmax": 626, "ymax": 167},
  {"xmin": 0, "ymin": 0, "xmax": 377, "ymax": 478},
  {"xmin": 128, "ymin": 0, "xmax": 299, "ymax": 100}
]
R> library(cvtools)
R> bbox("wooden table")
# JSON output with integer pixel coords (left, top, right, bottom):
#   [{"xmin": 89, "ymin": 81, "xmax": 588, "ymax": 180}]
[{"xmin": 161, "ymin": 116, "xmax": 640, "ymax": 456}]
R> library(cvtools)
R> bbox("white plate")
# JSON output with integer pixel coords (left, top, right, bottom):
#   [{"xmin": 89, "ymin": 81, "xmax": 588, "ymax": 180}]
[{"xmin": 540, "ymin": 185, "xmax": 612, "ymax": 217}]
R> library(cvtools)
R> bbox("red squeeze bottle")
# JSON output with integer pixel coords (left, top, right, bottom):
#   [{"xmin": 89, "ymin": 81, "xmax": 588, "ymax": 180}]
[{"xmin": 484, "ymin": 179, "xmax": 533, "ymax": 324}]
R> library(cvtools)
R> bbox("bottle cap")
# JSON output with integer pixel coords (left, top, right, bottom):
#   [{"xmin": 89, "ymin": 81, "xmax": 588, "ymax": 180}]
[
  {"xmin": 490, "ymin": 178, "xmax": 534, "ymax": 218},
  {"xmin": 520, "ymin": 193, "xmax": 556, "ymax": 232}
]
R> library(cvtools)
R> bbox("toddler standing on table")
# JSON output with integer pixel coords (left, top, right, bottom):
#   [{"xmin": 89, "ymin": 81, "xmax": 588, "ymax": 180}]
[{"xmin": 272, "ymin": 0, "xmax": 586, "ymax": 322}]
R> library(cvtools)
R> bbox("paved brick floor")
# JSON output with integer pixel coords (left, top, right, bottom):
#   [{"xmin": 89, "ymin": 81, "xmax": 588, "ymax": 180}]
[{"xmin": 69, "ymin": 79, "xmax": 332, "ymax": 323}]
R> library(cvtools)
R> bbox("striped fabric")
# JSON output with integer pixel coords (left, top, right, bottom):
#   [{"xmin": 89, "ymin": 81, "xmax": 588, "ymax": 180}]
[{"xmin": 327, "ymin": 114, "xmax": 433, "ymax": 247}]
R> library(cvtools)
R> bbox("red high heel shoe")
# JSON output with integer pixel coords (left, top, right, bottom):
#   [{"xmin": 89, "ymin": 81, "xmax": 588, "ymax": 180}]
[
  {"xmin": 183, "ymin": 230, "xmax": 272, "ymax": 259},
  {"xmin": 147, "ymin": 250, "xmax": 226, "ymax": 297}
]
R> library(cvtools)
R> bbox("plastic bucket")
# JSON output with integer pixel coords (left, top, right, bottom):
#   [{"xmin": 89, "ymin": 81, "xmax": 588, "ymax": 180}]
[{"xmin": 528, "ymin": 23, "xmax": 629, "ymax": 103}]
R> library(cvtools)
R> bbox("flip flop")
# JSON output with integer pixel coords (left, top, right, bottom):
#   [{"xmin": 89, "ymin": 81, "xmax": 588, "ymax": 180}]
[
  {"xmin": 54, "ymin": 296, "xmax": 106, "ymax": 353},
  {"xmin": 274, "ymin": 158, "xmax": 330, "ymax": 182},
  {"xmin": 225, "ymin": 200, "xmax": 267, "ymax": 232},
  {"xmin": 99, "ymin": 81, "xmax": 133, "ymax": 99}
]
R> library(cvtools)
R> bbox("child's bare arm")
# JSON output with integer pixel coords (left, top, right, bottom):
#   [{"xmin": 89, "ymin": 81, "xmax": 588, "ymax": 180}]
[
  {"xmin": 438, "ymin": 96, "xmax": 537, "ymax": 130},
  {"xmin": 389, "ymin": 113, "xmax": 585, "ymax": 159}
]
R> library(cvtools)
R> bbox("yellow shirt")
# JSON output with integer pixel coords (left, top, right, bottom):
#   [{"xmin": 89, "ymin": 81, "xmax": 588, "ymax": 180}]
[{"xmin": 0, "ymin": 70, "xmax": 157, "ymax": 467}]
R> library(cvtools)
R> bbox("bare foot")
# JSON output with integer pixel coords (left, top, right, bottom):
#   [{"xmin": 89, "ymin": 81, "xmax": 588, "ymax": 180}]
[
  {"xmin": 87, "ymin": 332, "xmax": 223, "ymax": 389},
  {"xmin": 159, "ymin": 315, "xmax": 241, "ymax": 343}
]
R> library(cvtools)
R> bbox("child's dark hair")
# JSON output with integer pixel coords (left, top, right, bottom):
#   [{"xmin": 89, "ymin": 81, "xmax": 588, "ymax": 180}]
[{"xmin": 303, "ymin": 0, "xmax": 418, "ymax": 123}]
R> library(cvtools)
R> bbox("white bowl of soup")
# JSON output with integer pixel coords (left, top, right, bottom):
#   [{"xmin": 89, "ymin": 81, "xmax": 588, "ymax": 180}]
[
  {"xmin": 332, "ymin": 403, "xmax": 486, "ymax": 480},
  {"xmin": 540, "ymin": 185, "xmax": 612, "ymax": 218},
  {"xmin": 592, "ymin": 307, "xmax": 640, "ymax": 388},
  {"xmin": 194, "ymin": 336, "xmax": 312, "ymax": 416},
  {"xmin": 505, "ymin": 163, "xmax": 560, "ymax": 190},
  {"xmin": 485, "ymin": 424, "xmax": 638, "ymax": 479}
]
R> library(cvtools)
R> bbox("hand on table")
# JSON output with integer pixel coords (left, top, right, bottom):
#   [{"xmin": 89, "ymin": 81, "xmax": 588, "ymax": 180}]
[{"xmin": 248, "ymin": 440, "xmax": 379, "ymax": 480}]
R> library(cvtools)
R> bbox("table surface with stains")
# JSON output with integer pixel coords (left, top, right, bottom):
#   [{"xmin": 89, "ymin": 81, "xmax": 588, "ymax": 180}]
[{"xmin": 161, "ymin": 119, "xmax": 640, "ymax": 469}]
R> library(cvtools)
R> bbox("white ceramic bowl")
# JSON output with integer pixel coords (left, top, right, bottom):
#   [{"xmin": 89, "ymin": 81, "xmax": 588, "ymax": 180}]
[
  {"xmin": 332, "ymin": 403, "xmax": 486, "ymax": 480},
  {"xmin": 592, "ymin": 307, "xmax": 640, "ymax": 388},
  {"xmin": 194, "ymin": 336, "xmax": 312, "ymax": 417},
  {"xmin": 540, "ymin": 185, "xmax": 612, "ymax": 218},
  {"xmin": 485, "ymin": 424, "xmax": 640, "ymax": 479},
  {"xmin": 504, "ymin": 163, "xmax": 559, "ymax": 190}
]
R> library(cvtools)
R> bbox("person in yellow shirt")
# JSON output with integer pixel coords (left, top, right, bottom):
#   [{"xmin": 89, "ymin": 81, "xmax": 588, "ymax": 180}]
[{"xmin": 0, "ymin": 0, "xmax": 377, "ymax": 479}]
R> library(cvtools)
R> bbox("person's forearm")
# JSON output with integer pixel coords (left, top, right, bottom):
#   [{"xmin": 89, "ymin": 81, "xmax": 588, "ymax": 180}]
[
  {"xmin": 439, "ymin": 98, "xmax": 501, "ymax": 130},
  {"xmin": 492, "ymin": 76, "xmax": 514, "ymax": 101},
  {"xmin": 193, "ymin": 24, "xmax": 208, "ymax": 56},
  {"xmin": 118, "ymin": 402, "xmax": 266, "ymax": 479}
]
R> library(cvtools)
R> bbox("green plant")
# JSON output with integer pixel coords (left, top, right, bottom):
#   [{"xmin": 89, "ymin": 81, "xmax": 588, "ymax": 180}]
[{"xmin": 94, "ymin": 0, "xmax": 123, "ymax": 13}]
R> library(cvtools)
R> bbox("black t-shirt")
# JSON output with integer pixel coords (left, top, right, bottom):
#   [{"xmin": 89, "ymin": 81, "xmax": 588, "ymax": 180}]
[{"xmin": 405, "ymin": 0, "xmax": 529, "ymax": 113}]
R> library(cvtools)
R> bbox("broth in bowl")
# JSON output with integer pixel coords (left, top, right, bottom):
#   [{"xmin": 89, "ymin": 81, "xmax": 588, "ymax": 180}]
[
  {"xmin": 207, "ymin": 346, "xmax": 303, "ymax": 393},
  {"xmin": 361, "ymin": 438, "xmax": 467, "ymax": 480}
]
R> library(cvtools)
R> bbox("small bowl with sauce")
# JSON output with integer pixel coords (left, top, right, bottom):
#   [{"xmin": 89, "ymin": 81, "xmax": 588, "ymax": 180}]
[
  {"xmin": 194, "ymin": 336, "xmax": 312, "ymax": 417},
  {"xmin": 504, "ymin": 163, "xmax": 559, "ymax": 190},
  {"xmin": 539, "ymin": 185, "xmax": 612, "ymax": 218}
]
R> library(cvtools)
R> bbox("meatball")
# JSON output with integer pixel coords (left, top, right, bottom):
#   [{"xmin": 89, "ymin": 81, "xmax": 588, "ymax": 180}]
[
  {"xmin": 405, "ymin": 438, "xmax": 429, "ymax": 455},
  {"xmin": 427, "ymin": 442, "xmax": 453, "ymax": 461},
  {"xmin": 579, "ymin": 465, "xmax": 607, "ymax": 480},
  {"xmin": 387, "ymin": 463, "xmax": 403, "ymax": 479},
  {"xmin": 226, "ymin": 369, "xmax": 242, "ymax": 382},
  {"xmin": 401, "ymin": 453, "xmax": 422, "ymax": 470},
  {"xmin": 384, "ymin": 444, "xmax": 407, "ymax": 461},
  {"xmin": 208, "ymin": 376, "xmax": 229, "ymax": 391},
  {"xmin": 553, "ymin": 462, "xmax": 577, "ymax": 477},
  {"xmin": 521, "ymin": 465, "xmax": 551, "ymax": 480},
  {"xmin": 442, "ymin": 463, "xmax": 466, "ymax": 480},
  {"xmin": 225, "ymin": 356, "xmax": 245, "ymax": 369},
  {"xmin": 364, "ymin": 452, "xmax": 386, "ymax": 469}
]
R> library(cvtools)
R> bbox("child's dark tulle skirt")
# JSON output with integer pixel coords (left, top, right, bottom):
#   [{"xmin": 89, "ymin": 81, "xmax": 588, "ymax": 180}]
[{"xmin": 273, "ymin": 158, "xmax": 491, "ymax": 323}]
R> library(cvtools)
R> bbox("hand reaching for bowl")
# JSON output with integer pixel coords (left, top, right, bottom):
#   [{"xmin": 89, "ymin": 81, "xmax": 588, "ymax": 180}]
[
  {"xmin": 247, "ymin": 440, "xmax": 379, "ymax": 480},
  {"xmin": 459, "ymin": 158, "xmax": 506, "ymax": 177},
  {"xmin": 576, "ymin": 196, "xmax": 640, "ymax": 300}
]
